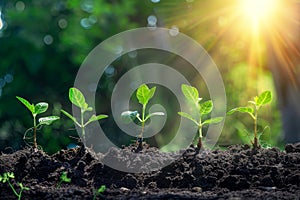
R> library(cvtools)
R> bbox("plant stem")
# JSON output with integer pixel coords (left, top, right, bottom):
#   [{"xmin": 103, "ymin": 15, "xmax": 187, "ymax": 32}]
[
  {"xmin": 139, "ymin": 104, "xmax": 146, "ymax": 139},
  {"xmin": 7, "ymin": 180, "xmax": 20, "ymax": 200},
  {"xmin": 33, "ymin": 115, "xmax": 37, "ymax": 149},
  {"xmin": 57, "ymin": 180, "xmax": 62, "ymax": 188},
  {"xmin": 139, "ymin": 122, "xmax": 144, "ymax": 139},
  {"xmin": 81, "ymin": 109, "xmax": 85, "ymax": 144},
  {"xmin": 197, "ymin": 127, "xmax": 203, "ymax": 149},
  {"xmin": 197, "ymin": 116, "xmax": 203, "ymax": 149},
  {"xmin": 253, "ymin": 106, "xmax": 259, "ymax": 148}
]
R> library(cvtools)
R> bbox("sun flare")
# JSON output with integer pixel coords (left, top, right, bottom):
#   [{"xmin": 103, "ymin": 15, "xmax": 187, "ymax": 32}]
[{"xmin": 240, "ymin": 0, "xmax": 278, "ymax": 25}]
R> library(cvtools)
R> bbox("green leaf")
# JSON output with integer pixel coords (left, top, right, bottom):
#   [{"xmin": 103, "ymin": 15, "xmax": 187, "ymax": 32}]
[
  {"xmin": 61, "ymin": 109, "xmax": 80, "ymax": 126},
  {"xmin": 121, "ymin": 111, "xmax": 139, "ymax": 124},
  {"xmin": 202, "ymin": 117, "xmax": 223, "ymax": 125},
  {"xmin": 181, "ymin": 84, "xmax": 199, "ymax": 104},
  {"xmin": 34, "ymin": 102, "xmax": 48, "ymax": 115},
  {"xmin": 7, "ymin": 172, "xmax": 14, "ymax": 179},
  {"xmin": 148, "ymin": 112, "xmax": 165, "ymax": 117},
  {"xmin": 97, "ymin": 185, "xmax": 106, "ymax": 194},
  {"xmin": 178, "ymin": 112, "xmax": 199, "ymax": 125},
  {"xmin": 61, "ymin": 172, "xmax": 71, "ymax": 183},
  {"xmin": 200, "ymin": 100, "xmax": 213, "ymax": 115},
  {"xmin": 69, "ymin": 87, "xmax": 87, "ymax": 109},
  {"xmin": 145, "ymin": 112, "xmax": 165, "ymax": 121},
  {"xmin": 148, "ymin": 87, "xmax": 156, "ymax": 101},
  {"xmin": 227, "ymin": 107, "xmax": 254, "ymax": 115},
  {"xmin": 136, "ymin": 84, "xmax": 156, "ymax": 105},
  {"xmin": 16, "ymin": 96, "xmax": 35, "ymax": 114},
  {"xmin": 38, "ymin": 116, "xmax": 60, "ymax": 125},
  {"xmin": 256, "ymin": 91, "xmax": 272, "ymax": 106},
  {"xmin": 86, "ymin": 114, "xmax": 108, "ymax": 125},
  {"xmin": 86, "ymin": 107, "xmax": 93, "ymax": 111}
]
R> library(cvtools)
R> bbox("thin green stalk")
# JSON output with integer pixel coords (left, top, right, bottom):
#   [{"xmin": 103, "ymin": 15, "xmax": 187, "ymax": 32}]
[
  {"xmin": 7, "ymin": 181, "xmax": 21, "ymax": 200},
  {"xmin": 253, "ymin": 106, "xmax": 258, "ymax": 148},
  {"xmin": 57, "ymin": 180, "xmax": 62, "ymax": 188},
  {"xmin": 33, "ymin": 115, "xmax": 37, "ymax": 149},
  {"xmin": 142, "ymin": 104, "xmax": 146, "ymax": 122},
  {"xmin": 139, "ymin": 121, "xmax": 145, "ymax": 139},
  {"xmin": 139, "ymin": 104, "xmax": 146, "ymax": 138},
  {"xmin": 197, "ymin": 115, "xmax": 203, "ymax": 148},
  {"xmin": 81, "ymin": 109, "xmax": 85, "ymax": 143}
]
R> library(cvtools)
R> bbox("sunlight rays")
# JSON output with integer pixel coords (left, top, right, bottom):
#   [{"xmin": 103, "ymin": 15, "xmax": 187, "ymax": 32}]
[{"xmin": 157, "ymin": 0, "xmax": 299, "ymax": 90}]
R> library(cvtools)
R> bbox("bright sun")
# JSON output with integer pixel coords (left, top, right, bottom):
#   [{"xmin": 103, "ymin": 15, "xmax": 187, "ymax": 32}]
[{"xmin": 240, "ymin": 0, "xmax": 278, "ymax": 25}]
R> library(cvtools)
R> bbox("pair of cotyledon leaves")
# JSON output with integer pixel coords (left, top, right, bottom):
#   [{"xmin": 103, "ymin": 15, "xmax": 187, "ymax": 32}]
[
  {"xmin": 121, "ymin": 84, "xmax": 164, "ymax": 124},
  {"xmin": 17, "ymin": 87, "xmax": 109, "ymax": 129},
  {"xmin": 16, "ymin": 96, "xmax": 60, "ymax": 126},
  {"xmin": 227, "ymin": 90, "xmax": 272, "ymax": 117},
  {"xmin": 61, "ymin": 88, "xmax": 108, "ymax": 128},
  {"xmin": 179, "ymin": 84, "xmax": 272, "ymax": 126},
  {"xmin": 178, "ymin": 84, "xmax": 223, "ymax": 127}
]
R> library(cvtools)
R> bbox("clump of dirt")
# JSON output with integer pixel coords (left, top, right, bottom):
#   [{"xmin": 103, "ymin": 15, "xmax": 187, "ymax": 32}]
[{"xmin": 0, "ymin": 142, "xmax": 300, "ymax": 199}]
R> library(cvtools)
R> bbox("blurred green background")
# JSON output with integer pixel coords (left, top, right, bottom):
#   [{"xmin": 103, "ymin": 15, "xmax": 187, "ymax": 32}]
[{"xmin": 1, "ymin": 0, "xmax": 297, "ymax": 154}]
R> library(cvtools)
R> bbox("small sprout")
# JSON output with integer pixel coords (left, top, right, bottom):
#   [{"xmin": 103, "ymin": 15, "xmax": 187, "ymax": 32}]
[
  {"xmin": 16, "ymin": 96, "xmax": 60, "ymax": 149},
  {"xmin": 93, "ymin": 185, "xmax": 106, "ymax": 200},
  {"xmin": 178, "ymin": 84, "xmax": 223, "ymax": 149},
  {"xmin": 227, "ymin": 90, "xmax": 272, "ymax": 148},
  {"xmin": 57, "ymin": 171, "xmax": 71, "ymax": 188},
  {"xmin": 0, "ymin": 172, "xmax": 29, "ymax": 200},
  {"xmin": 121, "ymin": 84, "xmax": 164, "ymax": 146},
  {"xmin": 61, "ymin": 87, "xmax": 108, "ymax": 144}
]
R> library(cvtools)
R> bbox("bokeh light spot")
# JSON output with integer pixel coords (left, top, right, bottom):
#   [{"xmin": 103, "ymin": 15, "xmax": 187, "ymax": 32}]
[
  {"xmin": 105, "ymin": 65, "xmax": 115, "ymax": 77},
  {"xmin": 4, "ymin": 74, "xmax": 13, "ymax": 83},
  {"xmin": 80, "ymin": 18, "xmax": 92, "ymax": 29},
  {"xmin": 128, "ymin": 50, "xmax": 138, "ymax": 58},
  {"xmin": 15, "ymin": 1, "xmax": 25, "ymax": 11},
  {"xmin": 43, "ymin": 35, "xmax": 53, "ymax": 45},
  {"xmin": 169, "ymin": 26, "xmax": 179, "ymax": 36},
  {"xmin": 81, "ymin": 0, "xmax": 93, "ymax": 13},
  {"xmin": 147, "ymin": 15, "xmax": 157, "ymax": 26},
  {"xmin": 58, "ymin": 18, "xmax": 68, "ymax": 29},
  {"xmin": 0, "ymin": 11, "xmax": 3, "ymax": 31}
]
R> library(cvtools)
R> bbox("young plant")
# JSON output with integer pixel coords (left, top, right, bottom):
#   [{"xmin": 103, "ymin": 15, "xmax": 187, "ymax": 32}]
[
  {"xmin": 16, "ymin": 96, "xmax": 60, "ymax": 149},
  {"xmin": 178, "ymin": 84, "xmax": 223, "ymax": 149},
  {"xmin": 57, "ymin": 171, "xmax": 71, "ymax": 188},
  {"xmin": 121, "ymin": 84, "xmax": 164, "ymax": 143},
  {"xmin": 93, "ymin": 185, "xmax": 106, "ymax": 200},
  {"xmin": 61, "ymin": 87, "xmax": 108, "ymax": 143},
  {"xmin": 227, "ymin": 90, "xmax": 272, "ymax": 148},
  {"xmin": 0, "ymin": 172, "xmax": 29, "ymax": 200}
]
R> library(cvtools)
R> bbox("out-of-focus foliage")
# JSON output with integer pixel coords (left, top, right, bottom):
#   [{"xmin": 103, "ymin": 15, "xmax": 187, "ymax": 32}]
[
  {"xmin": 0, "ymin": 0, "xmax": 284, "ymax": 154},
  {"xmin": 0, "ymin": 0, "xmax": 152, "ymax": 153},
  {"xmin": 150, "ymin": 0, "xmax": 283, "ymax": 148}
]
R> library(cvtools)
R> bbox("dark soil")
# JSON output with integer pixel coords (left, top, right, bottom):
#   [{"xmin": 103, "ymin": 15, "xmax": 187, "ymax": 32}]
[{"xmin": 1, "ymin": 142, "xmax": 300, "ymax": 200}]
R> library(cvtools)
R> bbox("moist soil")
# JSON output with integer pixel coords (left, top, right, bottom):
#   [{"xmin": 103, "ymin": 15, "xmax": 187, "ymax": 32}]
[{"xmin": 0, "ymin": 142, "xmax": 300, "ymax": 200}]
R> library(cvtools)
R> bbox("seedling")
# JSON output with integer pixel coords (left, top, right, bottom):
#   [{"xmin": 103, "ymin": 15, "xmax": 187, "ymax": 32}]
[
  {"xmin": 57, "ymin": 171, "xmax": 71, "ymax": 188},
  {"xmin": 61, "ymin": 87, "xmax": 108, "ymax": 144},
  {"xmin": 16, "ymin": 96, "xmax": 60, "ymax": 149},
  {"xmin": 0, "ymin": 172, "xmax": 29, "ymax": 200},
  {"xmin": 93, "ymin": 185, "xmax": 106, "ymax": 200},
  {"xmin": 121, "ymin": 84, "xmax": 164, "ymax": 146},
  {"xmin": 178, "ymin": 84, "xmax": 223, "ymax": 149},
  {"xmin": 227, "ymin": 90, "xmax": 272, "ymax": 148}
]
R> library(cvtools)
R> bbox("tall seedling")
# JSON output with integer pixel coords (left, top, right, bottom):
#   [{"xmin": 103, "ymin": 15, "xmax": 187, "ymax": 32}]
[
  {"xmin": 178, "ymin": 84, "xmax": 223, "ymax": 149},
  {"xmin": 16, "ymin": 96, "xmax": 60, "ymax": 149},
  {"xmin": 227, "ymin": 91, "xmax": 272, "ymax": 148},
  {"xmin": 121, "ymin": 84, "xmax": 164, "ymax": 146},
  {"xmin": 61, "ymin": 87, "xmax": 108, "ymax": 144}
]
